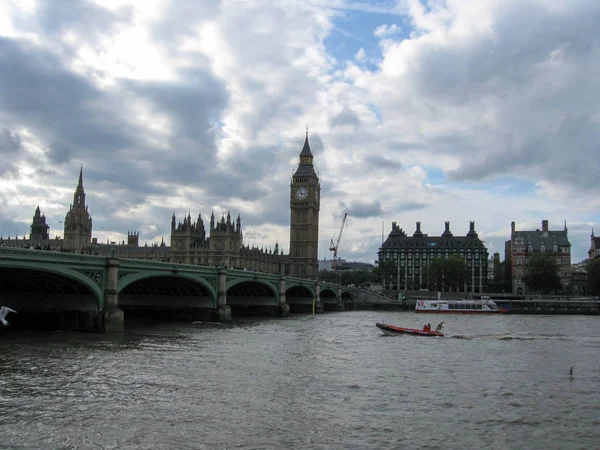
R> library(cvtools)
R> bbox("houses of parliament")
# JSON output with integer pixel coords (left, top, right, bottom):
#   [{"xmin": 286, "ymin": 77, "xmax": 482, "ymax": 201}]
[{"xmin": 0, "ymin": 134, "xmax": 321, "ymax": 279}]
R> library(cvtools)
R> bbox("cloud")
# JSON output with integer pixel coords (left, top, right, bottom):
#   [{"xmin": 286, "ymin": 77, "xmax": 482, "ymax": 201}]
[
  {"xmin": 1, "ymin": 0, "xmax": 600, "ymax": 267},
  {"xmin": 341, "ymin": 200, "xmax": 383, "ymax": 218},
  {"xmin": 374, "ymin": 23, "xmax": 400, "ymax": 37},
  {"xmin": 330, "ymin": 107, "xmax": 362, "ymax": 127},
  {"xmin": 0, "ymin": 128, "xmax": 22, "ymax": 177},
  {"xmin": 354, "ymin": 47, "xmax": 367, "ymax": 61}
]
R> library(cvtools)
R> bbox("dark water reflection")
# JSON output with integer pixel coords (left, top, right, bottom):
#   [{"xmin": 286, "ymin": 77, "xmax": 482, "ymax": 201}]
[{"xmin": 1, "ymin": 313, "xmax": 599, "ymax": 449}]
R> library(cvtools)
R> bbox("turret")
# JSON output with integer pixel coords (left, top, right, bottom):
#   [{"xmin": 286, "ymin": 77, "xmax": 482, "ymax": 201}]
[
  {"xmin": 442, "ymin": 221, "xmax": 453, "ymax": 237},
  {"xmin": 467, "ymin": 221, "xmax": 478, "ymax": 237}
]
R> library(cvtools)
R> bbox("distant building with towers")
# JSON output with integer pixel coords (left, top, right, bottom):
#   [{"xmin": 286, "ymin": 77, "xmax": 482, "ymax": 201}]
[
  {"xmin": 63, "ymin": 168, "xmax": 93, "ymax": 252},
  {"xmin": 169, "ymin": 210, "xmax": 285, "ymax": 272},
  {"xmin": 1, "ymin": 133, "xmax": 321, "ymax": 278},
  {"xmin": 30, "ymin": 206, "xmax": 49, "ymax": 242}
]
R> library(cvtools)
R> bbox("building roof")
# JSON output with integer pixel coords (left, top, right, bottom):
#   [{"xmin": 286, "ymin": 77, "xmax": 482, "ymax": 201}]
[
  {"xmin": 379, "ymin": 222, "xmax": 487, "ymax": 252},
  {"xmin": 513, "ymin": 230, "xmax": 570, "ymax": 250}
]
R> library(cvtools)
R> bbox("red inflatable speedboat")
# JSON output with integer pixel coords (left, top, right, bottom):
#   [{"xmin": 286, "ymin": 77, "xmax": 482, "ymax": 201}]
[{"xmin": 376, "ymin": 322, "xmax": 444, "ymax": 337}]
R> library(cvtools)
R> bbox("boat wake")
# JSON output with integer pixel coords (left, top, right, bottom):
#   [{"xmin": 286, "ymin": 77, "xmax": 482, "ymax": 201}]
[{"xmin": 449, "ymin": 333, "xmax": 588, "ymax": 341}]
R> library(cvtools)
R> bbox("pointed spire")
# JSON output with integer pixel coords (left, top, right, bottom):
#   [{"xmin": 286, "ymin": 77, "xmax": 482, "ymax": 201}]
[
  {"xmin": 78, "ymin": 166, "xmax": 83, "ymax": 187},
  {"xmin": 300, "ymin": 127, "xmax": 312, "ymax": 156}
]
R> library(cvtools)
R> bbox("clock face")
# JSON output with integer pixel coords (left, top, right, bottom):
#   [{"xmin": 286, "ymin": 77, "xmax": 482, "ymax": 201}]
[{"xmin": 295, "ymin": 187, "xmax": 308, "ymax": 200}]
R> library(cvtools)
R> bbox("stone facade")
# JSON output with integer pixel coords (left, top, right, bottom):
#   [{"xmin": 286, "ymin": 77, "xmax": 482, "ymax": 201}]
[
  {"xmin": 378, "ymin": 221, "xmax": 489, "ymax": 293},
  {"xmin": 289, "ymin": 131, "xmax": 320, "ymax": 279},
  {"xmin": 30, "ymin": 206, "xmax": 49, "ymax": 241},
  {"xmin": 63, "ymin": 168, "xmax": 92, "ymax": 252},
  {"xmin": 505, "ymin": 220, "xmax": 571, "ymax": 294},
  {"xmin": 168, "ymin": 211, "xmax": 286, "ymax": 273}
]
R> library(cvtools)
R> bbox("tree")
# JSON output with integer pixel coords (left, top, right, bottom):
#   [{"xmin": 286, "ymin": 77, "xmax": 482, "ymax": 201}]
[
  {"xmin": 425, "ymin": 256, "xmax": 467, "ymax": 292},
  {"xmin": 587, "ymin": 258, "xmax": 600, "ymax": 295},
  {"xmin": 339, "ymin": 269, "xmax": 373, "ymax": 287},
  {"xmin": 522, "ymin": 253, "xmax": 562, "ymax": 294},
  {"xmin": 373, "ymin": 260, "xmax": 397, "ymax": 286}
]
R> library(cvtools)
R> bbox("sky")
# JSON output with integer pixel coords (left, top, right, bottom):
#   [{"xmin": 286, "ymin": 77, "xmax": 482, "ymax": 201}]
[{"xmin": 1, "ymin": 0, "xmax": 599, "ymax": 265}]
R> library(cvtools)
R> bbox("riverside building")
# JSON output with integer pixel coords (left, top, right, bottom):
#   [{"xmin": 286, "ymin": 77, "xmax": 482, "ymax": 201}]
[
  {"xmin": 378, "ymin": 221, "xmax": 489, "ymax": 293},
  {"xmin": 505, "ymin": 220, "xmax": 571, "ymax": 294}
]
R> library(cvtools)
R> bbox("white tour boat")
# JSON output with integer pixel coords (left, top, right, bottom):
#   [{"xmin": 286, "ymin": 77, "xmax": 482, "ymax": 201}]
[{"xmin": 415, "ymin": 296, "xmax": 507, "ymax": 314}]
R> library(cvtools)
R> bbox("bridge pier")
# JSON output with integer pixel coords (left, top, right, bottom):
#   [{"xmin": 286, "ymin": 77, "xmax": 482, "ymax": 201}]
[
  {"xmin": 314, "ymin": 281, "xmax": 324, "ymax": 313},
  {"xmin": 334, "ymin": 287, "xmax": 345, "ymax": 312},
  {"xmin": 101, "ymin": 257, "xmax": 124, "ymax": 333},
  {"xmin": 278, "ymin": 277, "xmax": 290, "ymax": 317},
  {"xmin": 213, "ymin": 268, "xmax": 232, "ymax": 322}
]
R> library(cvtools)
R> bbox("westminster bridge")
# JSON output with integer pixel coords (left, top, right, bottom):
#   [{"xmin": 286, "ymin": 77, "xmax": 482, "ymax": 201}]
[{"xmin": 0, "ymin": 248, "xmax": 355, "ymax": 333}]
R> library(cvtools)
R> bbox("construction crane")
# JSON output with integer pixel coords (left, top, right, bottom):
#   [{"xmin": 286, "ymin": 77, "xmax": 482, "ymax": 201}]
[{"xmin": 329, "ymin": 213, "xmax": 348, "ymax": 272}]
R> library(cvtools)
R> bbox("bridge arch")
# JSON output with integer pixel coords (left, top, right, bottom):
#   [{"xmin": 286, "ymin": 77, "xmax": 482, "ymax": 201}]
[
  {"xmin": 340, "ymin": 290, "xmax": 354, "ymax": 301},
  {"xmin": 285, "ymin": 283, "xmax": 315, "ymax": 313},
  {"xmin": 226, "ymin": 279, "xmax": 279, "ymax": 315},
  {"xmin": 118, "ymin": 272, "xmax": 217, "ymax": 300},
  {"xmin": 118, "ymin": 273, "xmax": 217, "ymax": 315},
  {"xmin": 320, "ymin": 287, "xmax": 338, "ymax": 302},
  {"xmin": 0, "ymin": 263, "xmax": 103, "ymax": 310}
]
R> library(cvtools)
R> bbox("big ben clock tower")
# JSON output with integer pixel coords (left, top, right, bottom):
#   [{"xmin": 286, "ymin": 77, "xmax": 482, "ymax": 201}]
[{"xmin": 289, "ymin": 129, "xmax": 320, "ymax": 278}]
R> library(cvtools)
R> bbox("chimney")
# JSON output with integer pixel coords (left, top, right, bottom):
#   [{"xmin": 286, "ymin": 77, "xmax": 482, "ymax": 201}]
[
  {"xmin": 416, "ymin": 222, "xmax": 421, "ymax": 233},
  {"xmin": 445, "ymin": 221, "xmax": 450, "ymax": 232},
  {"xmin": 542, "ymin": 220, "xmax": 548, "ymax": 232},
  {"xmin": 511, "ymin": 221, "xmax": 515, "ymax": 235},
  {"xmin": 470, "ymin": 221, "xmax": 475, "ymax": 232}
]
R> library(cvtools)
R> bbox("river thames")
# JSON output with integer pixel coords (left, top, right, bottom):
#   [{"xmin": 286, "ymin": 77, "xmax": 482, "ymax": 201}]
[{"xmin": 1, "ymin": 311, "xmax": 599, "ymax": 449}]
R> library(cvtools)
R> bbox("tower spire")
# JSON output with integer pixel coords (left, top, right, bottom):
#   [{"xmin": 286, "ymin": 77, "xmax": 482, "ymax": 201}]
[
  {"xmin": 78, "ymin": 166, "xmax": 83, "ymax": 187},
  {"xmin": 300, "ymin": 127, "xmax": 312, "ymax": 158}
]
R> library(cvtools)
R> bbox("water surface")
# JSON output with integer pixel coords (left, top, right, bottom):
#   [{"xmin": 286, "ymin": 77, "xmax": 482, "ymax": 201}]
[{"xmin": 1, "ymin": 312, "xmax": 598, "ymax": 449}]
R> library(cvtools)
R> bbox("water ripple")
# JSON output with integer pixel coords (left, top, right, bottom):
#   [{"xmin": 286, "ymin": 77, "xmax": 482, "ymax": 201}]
[{"xmin": 0, "ymin": 313, "xmax": 599, "ymax": 448}]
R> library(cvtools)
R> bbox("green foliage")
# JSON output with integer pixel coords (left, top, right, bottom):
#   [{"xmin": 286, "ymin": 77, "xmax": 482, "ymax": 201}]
[
  {"xmin": 318, "ymin": 268, "xmax": 375, "ymax": 287},
  {"xmin": 372, "ymin": 260, "xmax": 397, "ymax": 284},
  {"xmin": 522, "ymin": 253, "xmax": 562, "ymax": 294},
  {"xmin": 586, "ymin": 258, "xmax": 600, "ymax": 295},
  {"xmin": 424, "ymin": 256, "xmax": 467, "ymax": 291}
]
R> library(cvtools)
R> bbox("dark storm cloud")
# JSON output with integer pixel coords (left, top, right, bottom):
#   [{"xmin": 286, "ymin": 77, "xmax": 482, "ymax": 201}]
[
  {"xmin": 0, "ymin": 37, "xmax": 137, "ymax": 160},
  {"xmin": 0, "ymin": 128, "xmax": 22, "ymax": 176},
  {"xmin": 123, "ymin": 71, "xmax": 229, "ymax": 182},
  {"xmin": 398, "ymin": 201, "xmax": 426, "ymax": 212},
  {"xmin": 34, "ymin": 0, "xmax": 133, "ymax": 47},
  {"xmin": 363, "ymin": 154, "xmax": 402, "ymax": 171},
  {"xmin": 307, "ymin": 133, "xmax": 325, "ymax": 156},
  {"xmin": 400, "ymin": 1, "xmax": 600, "ymax": 190},
  {"xmin": 0, "ymin": 34, "xmax": 231, "ymax": 204},
  {"xmin": 342, "ymin": 200, "xmax": 383, "ymax": 218},
  {"xmin": 330, "ymin": 107, "xmax": 362, "ymax": 128}
]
